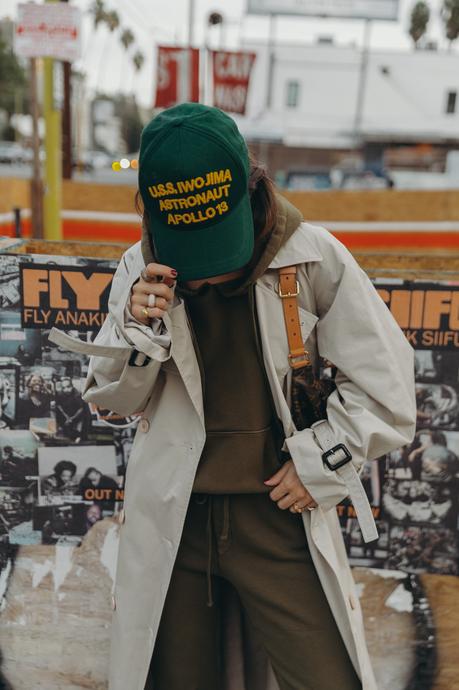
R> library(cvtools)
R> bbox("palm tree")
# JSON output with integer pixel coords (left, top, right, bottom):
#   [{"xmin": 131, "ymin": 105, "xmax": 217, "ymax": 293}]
[
  {"xmin": 442, "ymin": 0, "xmax": 459, "ymax": 47},
  {"xmin": 105, "ymin": 10, "xmax": 120, "ymax": 32},
  {"xmin": 130, "ymin": 51, "xmax": 145, "ymax": 94},
  {"xmin": 120, "ymin": 28, "xmax": 135, "ymax": 51},
  {"xmin": 409, "ymin": 2, "xmax": 430, "ymax": 48},
  {"xmin": 118, "ymin": 29, "xmax": 136, "ymax": 93},
  {"xmin": 89, "ymin": 0, "xmax": 106, "ymax": 29},
  {"xmin": 133, "ymin": 51, "xmax": 145, "ymax": 72}
]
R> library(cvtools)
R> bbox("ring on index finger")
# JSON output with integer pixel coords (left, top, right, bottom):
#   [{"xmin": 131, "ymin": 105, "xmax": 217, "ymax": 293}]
[{"xmin": 147, "ymin": 293, "xmax": 156, "ymax": 308}]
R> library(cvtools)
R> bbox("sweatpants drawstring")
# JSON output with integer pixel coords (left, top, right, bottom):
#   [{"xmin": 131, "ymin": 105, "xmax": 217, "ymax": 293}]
[
  {"xmin": 206, "ymin": 496, "xmax": 214, "ymax": 607},
  {"xmin": 221, "ymin": 495, "xmax": 230, "ymax": 542},
  {"xmin": 204, "ymin": 494, "xmax": 230, "ymax": 607}
]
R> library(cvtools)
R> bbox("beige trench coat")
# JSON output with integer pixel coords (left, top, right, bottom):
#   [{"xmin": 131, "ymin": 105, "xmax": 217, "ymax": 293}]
[{"xmin": 50, "ymin": 221, "xmax": 416, "ymax": 690}]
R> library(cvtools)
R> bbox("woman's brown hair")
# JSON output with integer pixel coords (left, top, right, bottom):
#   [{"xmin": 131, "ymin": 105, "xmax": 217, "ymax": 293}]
[{"xmin": 135, "ymin": 151, "xmax": 278, "ymax": 268}]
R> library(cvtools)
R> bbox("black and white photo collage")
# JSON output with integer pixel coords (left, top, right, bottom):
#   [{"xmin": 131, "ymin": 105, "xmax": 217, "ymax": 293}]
[
  {"xmin": 0, "ymin": 252, "xmax": 137, "ymax": 547},
  {"xmin": 339, "ymin": 282, "xmax": 459, "ymax": 576}
]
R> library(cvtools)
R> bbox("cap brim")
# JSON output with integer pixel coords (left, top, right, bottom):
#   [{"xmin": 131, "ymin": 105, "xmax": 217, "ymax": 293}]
[{"xmin": 150, "ymin": 193, "xmax": 254, "ymax": 281}]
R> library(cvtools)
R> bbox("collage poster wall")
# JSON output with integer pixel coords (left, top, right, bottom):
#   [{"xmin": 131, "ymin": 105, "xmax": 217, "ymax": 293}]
[
  {"xmin": 0, "ymin": 252, "xmax": 130, "ymax": 548},
  {"xmin": 0, "ymin": 250, "xmax": 458, "ymax": 578}
]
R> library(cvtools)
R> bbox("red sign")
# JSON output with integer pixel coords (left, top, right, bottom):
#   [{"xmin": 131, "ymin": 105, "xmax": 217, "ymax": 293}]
[
  {"xmin": 212, "ymin": 50, "xmax": 257, "ymax": 115},
  {"xmin": 155, "ymin": 46, "xmax": 200, "ymax": 108}
]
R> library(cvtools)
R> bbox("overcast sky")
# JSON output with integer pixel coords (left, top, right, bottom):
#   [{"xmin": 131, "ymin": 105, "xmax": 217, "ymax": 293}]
[{"xmin": 2, "ymin": 0, "xmax": 455, "ymax": 107}]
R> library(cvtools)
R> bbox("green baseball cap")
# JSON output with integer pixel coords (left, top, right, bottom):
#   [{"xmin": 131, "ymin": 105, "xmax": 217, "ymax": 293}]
[{"xmin": 138, "ymin": 102, "xmax": 254, "ymax": 281}]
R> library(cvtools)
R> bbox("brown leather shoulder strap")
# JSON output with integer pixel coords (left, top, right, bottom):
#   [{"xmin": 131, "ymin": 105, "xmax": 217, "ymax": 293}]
[{"xmin": 276, "ymin": 265, "xmax": 310, "ymax": 369}]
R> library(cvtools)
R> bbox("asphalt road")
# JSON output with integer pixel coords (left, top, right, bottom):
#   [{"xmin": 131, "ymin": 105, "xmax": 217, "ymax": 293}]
[{"xmin": 0, "ymin": 163, "xmax": 137, "ymax": 185}]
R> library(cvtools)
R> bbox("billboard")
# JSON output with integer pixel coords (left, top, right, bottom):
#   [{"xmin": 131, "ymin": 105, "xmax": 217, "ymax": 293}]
[{"xmin": 247, "ymin": 0, "xmax": 399, "ymax": 21}]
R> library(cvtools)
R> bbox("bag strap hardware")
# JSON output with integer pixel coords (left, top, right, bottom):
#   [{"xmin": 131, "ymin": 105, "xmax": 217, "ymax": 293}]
[
  {"xmin": 275, "ymin": 279, "xmax": 300, "ymax": 298},
  {"xmin": 277, "ymin": 265, "xmax": 310, "ymax": 369}
]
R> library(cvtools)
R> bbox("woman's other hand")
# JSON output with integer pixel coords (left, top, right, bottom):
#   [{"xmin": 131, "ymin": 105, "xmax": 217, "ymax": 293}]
[{"xmin": 264, "ymin": 460, "xmax": 318, "ymax": 513}]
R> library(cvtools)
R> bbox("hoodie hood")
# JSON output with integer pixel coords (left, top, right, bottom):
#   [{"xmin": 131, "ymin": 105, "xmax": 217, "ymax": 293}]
[{"xmin": 141, "ymin": 191, "xmax": 303, "ymax": 296}]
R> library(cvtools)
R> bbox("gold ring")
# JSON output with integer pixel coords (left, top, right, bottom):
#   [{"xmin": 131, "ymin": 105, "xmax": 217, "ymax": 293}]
[
  {"xmin": 141, "ymin": 307, "xmax": 149, "ymax": 317},
  {"xmin": 293, "ymin": 502, "xmax": 303, "ymax": 513}
]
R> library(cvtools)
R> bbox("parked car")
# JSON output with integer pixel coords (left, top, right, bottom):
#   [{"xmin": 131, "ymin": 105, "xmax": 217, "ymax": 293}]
[{"xmin": 0, "ymin": 141, "xmax": 25, "ymax": 164}]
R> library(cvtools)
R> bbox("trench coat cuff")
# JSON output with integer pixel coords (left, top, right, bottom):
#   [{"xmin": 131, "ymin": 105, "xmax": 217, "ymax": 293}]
[
  {"xmin": 81, "ymin": 352, "xmax": 162, "ymax": 416},
  {"xmin": 120, "ymin": 302, "xmax": 172, "ymax": 363},
  {"xmin": 284, "ymin": 427, "xmax": 350, "ymax": 511}
]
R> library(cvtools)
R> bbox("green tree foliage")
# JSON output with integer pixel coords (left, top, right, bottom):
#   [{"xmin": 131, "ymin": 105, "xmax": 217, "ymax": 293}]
[
  {"xmin": 442, "ymin": 0, "xmax": 459, "ymax": 44},
  {"xmin": 409, "ymin": 1, "xmax": 431, "ymax": 47},
  {"xmin": 104, "ymin": 10, "xmax": 120, "ymax": 33},
  {"xmin": 121, "ymin": 29, "xmax": 135, "ymax": 51},
  {"xmin": 0, "ymin": 38, "xmax": 28, "ymax": 139},
  {"xmin": 132, "ymin": 51, "xmax": 145, "ymax": 72},
  {"xmin": 90, "ymin": 0, "xmax": 106, "ymax": 29},
  {"xmin": 89, "ymin": 0, "xmax": 144, "ymax": 74}
]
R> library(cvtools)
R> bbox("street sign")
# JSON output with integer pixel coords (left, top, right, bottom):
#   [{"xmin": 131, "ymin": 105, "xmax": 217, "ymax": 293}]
[
  {"xmin": 247, "ymin": 0, "xmax": 399, "ymax": 21},
  {"xmin": 14, "ymin": 3, "xmax": 82, "ymax": 61}
]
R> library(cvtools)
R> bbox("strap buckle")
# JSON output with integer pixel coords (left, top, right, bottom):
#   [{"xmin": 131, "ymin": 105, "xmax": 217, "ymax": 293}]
[
  {"xmin": 128, "ymin": 349, "xmax": 151, "ymax": 367},
  {"xmin": 288, "ymin": 350, "xmax": 310, "ymax": 369},
  {"xmin": 275, "ymin": 280, "xmax": 300, "ymax": 298},
  {"xmin": 322, "ymin": 443, "xmax": 352, "ymax": 471}
]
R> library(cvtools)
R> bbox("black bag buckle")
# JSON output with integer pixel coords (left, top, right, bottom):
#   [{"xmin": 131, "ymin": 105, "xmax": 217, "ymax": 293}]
[
  {"xmin": 322, "ymin": 443, "xmax": 352, "ymax": 471},
  {"xmin": 128, "ymin": 349, "xmax": 151, "ymax": 367}
]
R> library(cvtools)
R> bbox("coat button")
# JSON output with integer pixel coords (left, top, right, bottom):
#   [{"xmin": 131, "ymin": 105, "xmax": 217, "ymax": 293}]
[
  {"xmin": 111, "ymin": 594, "xmax": 116, "ymax": 611},
  {"xmin": 118, "ymin": 508, "xmax": 125, "ymax": 524},
  {"xmin": 139, "ymin": 418, "xmax": 150, "ymax": 433}
]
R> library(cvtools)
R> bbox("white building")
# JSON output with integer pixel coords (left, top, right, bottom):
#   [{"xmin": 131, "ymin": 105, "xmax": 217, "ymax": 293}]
[{"xmin": 234, "ymin": 40, "xmax": 459, "ymax": 187}]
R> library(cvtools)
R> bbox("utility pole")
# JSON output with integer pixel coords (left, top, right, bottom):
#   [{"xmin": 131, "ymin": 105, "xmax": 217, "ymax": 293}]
[
  {"xmin": 265, "ymin": 13, "xmax": 276, "ymax": 110},
  {"xmin": 353, "ymin": 19, "xmax": 372, "ymax": 149},
  {"xmin": 61, "ymin": 0, "xmax": 72, "ymax": 179},
  {"xmin": 188, "ymin": 0, "xmax": 195, "ymax": 45},
  {"xmin": 30, "ymin": 57, "xmax": 43, "ymax": 238},
  {"xmin": 43, "ymin": 0, "xmax": 63, "ymax": 239}
]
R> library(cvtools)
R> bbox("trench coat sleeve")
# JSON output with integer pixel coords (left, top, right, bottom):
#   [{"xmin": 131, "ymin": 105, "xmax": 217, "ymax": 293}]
[
  {"xmin": 81, "ymin": 249, "xmax": 173, "ymax": 417},
  {"xmin": 284, "ymin": 227, "xmax": 416, "ymax": 511}
]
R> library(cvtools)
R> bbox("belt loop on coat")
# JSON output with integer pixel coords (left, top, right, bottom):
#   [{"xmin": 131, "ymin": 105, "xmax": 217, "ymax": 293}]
[{"xmin": 206, "ymin": 495, "xmax": 214, "ymax": 607}]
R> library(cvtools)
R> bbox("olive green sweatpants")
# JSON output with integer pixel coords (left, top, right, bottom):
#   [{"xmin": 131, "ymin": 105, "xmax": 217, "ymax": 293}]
[{"xmin": 147, "ymin": 492, "xmax": 362, "ymax": 690}]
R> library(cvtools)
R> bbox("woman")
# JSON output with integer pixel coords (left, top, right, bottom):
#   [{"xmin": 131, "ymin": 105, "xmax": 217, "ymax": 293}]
[
  {"xmin": 49, "ymin": 103, "xmax": 416, "ymax": 690},
  {"xmin": 41, "ymin": 459, "xmax": 78, "ymax": 497},
  {"xmin": 17, "ymin": 373, "xmax": 53, "ymax": 427}
]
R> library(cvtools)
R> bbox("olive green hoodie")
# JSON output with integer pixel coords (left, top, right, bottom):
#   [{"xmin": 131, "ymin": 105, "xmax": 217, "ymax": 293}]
[{"xmin": 142, "ymin": 193, "xmax": 303, "ymax": 492}]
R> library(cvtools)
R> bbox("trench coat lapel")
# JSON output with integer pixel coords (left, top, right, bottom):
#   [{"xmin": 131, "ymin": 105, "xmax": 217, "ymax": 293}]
[
  {"xmin": 163, "ymin": 304, "xmax": 205, "ymax": 430},
  {"xmin": 163, "ymin": 222, "xmax": 324, "ymax": 437}
]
